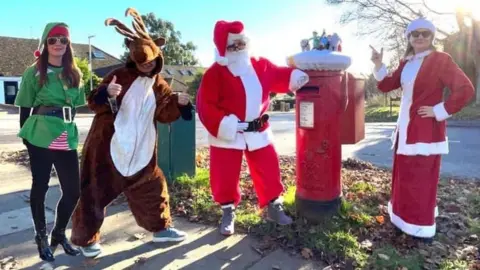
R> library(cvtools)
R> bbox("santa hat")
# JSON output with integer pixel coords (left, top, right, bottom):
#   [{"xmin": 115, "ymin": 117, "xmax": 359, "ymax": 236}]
[
  {"xmin": 405, "ymin": 18, "xmax": 436, "ymax": 39},
  {"xmin": 213, "ymin": 20, "xmax": 245, "ymax": 66},
  {"xmin": 34, "ymin": 22, "xmax": 70, "ymax": 58}
]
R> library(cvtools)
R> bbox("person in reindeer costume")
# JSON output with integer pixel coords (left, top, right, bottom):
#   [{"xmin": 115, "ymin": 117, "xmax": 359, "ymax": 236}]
[
  {"xmin": 197, "ymin": 20, "xmax": 309, "ymax": 235},
  {"xmin": 70, "ymin": 7, "xmax": 192, "ymax": 257},
  {"xmin": 371, "ymin": 18, "xmax": 474, "ymax": 242}
]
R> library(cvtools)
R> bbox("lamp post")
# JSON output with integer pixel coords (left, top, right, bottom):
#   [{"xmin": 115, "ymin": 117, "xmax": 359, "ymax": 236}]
[{"xmin": 88, "ymin": 35, "xmax": 96, "ymax": 92}]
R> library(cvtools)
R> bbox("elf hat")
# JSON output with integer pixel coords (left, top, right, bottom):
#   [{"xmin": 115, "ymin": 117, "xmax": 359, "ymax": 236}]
[
  {"xmin": 213, "ymin": 20, "xmax": 245, "ymax": 66},
  {"xmin": 34, "ymin": 22, "xmax": 70, "ymax": 58},
  {"xmin": 405, "ymin": 18, "xmax": 436, "ymax": 39}
]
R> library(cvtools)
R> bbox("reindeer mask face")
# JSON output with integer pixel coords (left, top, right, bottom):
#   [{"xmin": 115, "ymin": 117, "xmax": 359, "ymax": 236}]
[{"xmin": 105, "ymin": 8, "xmax": 166, "ymax": 74}]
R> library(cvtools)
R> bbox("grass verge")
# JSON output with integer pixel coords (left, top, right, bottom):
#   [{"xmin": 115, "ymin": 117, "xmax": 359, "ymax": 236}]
[{"xmin": 169, "ymin": 148, "xmax": 480, "ymax": 269}]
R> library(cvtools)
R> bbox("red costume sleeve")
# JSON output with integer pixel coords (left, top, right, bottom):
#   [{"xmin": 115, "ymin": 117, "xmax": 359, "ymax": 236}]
[
  {"xmin": 260, "ymin": 57, "xmax": 295, "ymax": 94},
  {"xmin": 196, "ymin": 67, "xmax": 239, "ymax": 141},
  {"xmin": 375, "ymin": 61, "xmax": 406, "ymax": 93},
  {"xmin": 433, "ymin": 53, "xmax": 475, "ymax": 121}
]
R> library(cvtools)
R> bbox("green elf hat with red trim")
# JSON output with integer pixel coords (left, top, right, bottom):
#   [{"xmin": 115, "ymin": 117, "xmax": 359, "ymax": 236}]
[{"xmin": 34, "ymin": 22, "xmax": 70, "ymax": 58}]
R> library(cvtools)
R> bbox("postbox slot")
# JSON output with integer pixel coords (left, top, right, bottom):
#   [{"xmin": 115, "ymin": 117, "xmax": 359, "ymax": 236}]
[{"xmin": 298, "ymin": 86, "xmax": 319, "ymax": 93}]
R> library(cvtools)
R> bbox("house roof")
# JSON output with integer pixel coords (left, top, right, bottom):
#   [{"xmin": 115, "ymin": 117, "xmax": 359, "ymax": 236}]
[
  {"xmin": 0, "ymin": 36, "xmax": 204, "ymax": 92},
  {"xmin": 0, "ymin": 36, "xmax": 123, "ymax": 77}
]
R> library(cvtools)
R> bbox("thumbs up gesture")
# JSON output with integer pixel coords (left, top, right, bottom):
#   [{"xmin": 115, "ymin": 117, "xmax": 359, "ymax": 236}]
[{"xmin": 107, "ymin": 75, "xmax": 122, "ymax": 97}]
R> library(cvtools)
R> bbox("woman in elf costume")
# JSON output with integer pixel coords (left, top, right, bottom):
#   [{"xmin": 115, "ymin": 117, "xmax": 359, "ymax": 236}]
[
  {"xmin": 371, "ymin": 18, "xmax": 474, "ymax": 242},
  {"xmin": 14, "ymin": 22, "xmax": 85, "ymax": 261}
]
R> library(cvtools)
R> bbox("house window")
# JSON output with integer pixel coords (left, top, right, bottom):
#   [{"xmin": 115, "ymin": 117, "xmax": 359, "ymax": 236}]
[
  {"xmin": 187, "ymin": 70, "xmax": 195, "ymax": 76},
  {"xmin": 166, "ymin": 69, "xmax": 174, "ymax": 75},
  {"xmin": 178, "ymin": 70, "xmax": 187, "ymax": 75},
  {"xmin": 91, "ymin": 50, "xmax": 105, "ymax": 59}
]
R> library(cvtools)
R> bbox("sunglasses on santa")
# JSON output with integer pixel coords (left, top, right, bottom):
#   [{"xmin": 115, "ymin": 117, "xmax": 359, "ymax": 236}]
[
  {"xmin": 226, "ymin": 40, "xmax": 247, "ymax": 52},
  {"xmin": 410, "ymin": 30, "xmax": 432, "ymax": 38},
  {"xmin": 47, "ymin": 36, "xmax": 69, "ymax": 45}
]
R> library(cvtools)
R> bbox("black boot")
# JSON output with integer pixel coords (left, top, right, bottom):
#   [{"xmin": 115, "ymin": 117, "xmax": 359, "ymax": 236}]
[
  {"xmin": 50, "ymin": 228, "xmax": 80, "ymax": 256},
  {"xmin": 35, "ymin": 233, "xmax": 54, "ymax": 262}
]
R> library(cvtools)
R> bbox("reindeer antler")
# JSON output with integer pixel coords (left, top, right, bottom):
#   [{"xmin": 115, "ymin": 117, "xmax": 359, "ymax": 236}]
[
  {"xmin": 125, "ymin": 8, "xmax": 150, "ymax": 39},
  {"xmin": 105, "ymin": 18, "xmax": 138, "ymax": 39}
]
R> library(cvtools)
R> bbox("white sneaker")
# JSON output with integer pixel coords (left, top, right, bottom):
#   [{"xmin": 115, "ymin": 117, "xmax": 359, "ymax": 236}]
[{"xmin": 79, "ymin": 243, "xmax": 102, "ymax": 257}]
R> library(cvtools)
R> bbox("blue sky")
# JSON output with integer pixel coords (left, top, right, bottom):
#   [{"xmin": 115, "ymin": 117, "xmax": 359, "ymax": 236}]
[{"xmin": 0, "ymin": 0, "xmax": 464, "ymax": 73}]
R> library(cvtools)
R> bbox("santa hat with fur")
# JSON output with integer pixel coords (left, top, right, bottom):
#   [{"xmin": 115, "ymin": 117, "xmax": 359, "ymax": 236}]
[
  {"xmin": 34, "ymin": 22, "xmax": 70, "ymax": 58},
  {"xmin": 405, "ymin": 17, "xmax": 436, "ymax": 39},
  {"xmin": 213, "ymin": 20, "xmax": 248, "ymax": 66}
]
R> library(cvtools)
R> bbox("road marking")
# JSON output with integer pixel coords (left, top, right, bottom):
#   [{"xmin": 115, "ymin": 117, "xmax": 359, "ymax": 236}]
[
  {"xmin": 449, "ymin": 140, "xmax": 460, "ymax": 143},
  {"xmin": 0, "ymin": 207, "xmax": 54, "ymax": 237}
]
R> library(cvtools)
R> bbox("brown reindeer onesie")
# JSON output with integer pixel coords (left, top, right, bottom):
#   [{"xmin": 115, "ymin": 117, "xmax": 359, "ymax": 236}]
[{"xmin": 70, "ymin": 8, "xmax": 192, "ymax": 257}]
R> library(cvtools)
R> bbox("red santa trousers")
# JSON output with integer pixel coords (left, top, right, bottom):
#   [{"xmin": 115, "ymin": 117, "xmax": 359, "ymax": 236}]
[
  {"xmin": 389, "ymin": 148, "xmax": 441, "ymax": 238},
  {"xmin": 209, "ymin": 144, "xmax": 283, "ymax": 208}
]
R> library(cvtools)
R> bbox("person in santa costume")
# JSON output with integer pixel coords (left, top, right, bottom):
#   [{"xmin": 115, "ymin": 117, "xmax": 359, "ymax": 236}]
[
  {"xmin": 371, "ymin": 17, "xmax": 474, "ymax": 242},
  {"xmin": 196, "ymin": 20, "xmax": 309, "ymax": 235}
]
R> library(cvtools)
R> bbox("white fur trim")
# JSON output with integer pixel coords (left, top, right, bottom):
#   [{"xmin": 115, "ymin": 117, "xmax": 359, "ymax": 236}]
[
  {"xmin": 405, "ymin": 18, "xmax": 436, "ymax": 38},
  {"xmin": 388, "ymin": 201, "xmax": 436, "ymax": 238},
  {"xmin": 289, "ymin": 69, "xmax": 309, "ymax": 91},
  {"xmin": 221, "ymin": 204, "xmax": 235, "ymax": 209},
  {"xmin": 239, "ymin": 66, "xmax": 263, "ymax": 121},
  {"xmin": 395, "ymin": 139, "xmax": 449, "ymax": 156},
  {"xmin": 372, "ymin": 64, "xmax": 388, "ymax": 81},
  {"xmin": 404, "ymin": 50, "xmax": 432, "ymax": 61},
  {"xmin": 214, "ymin": 48, "xmax": 229, "ymax": 66},
  {"xmin": 433, "ymin": 102, "xmax": 451, "ymax": 122},
  {"xmin": 111, "ymin": 77, "xmax": 157, "ymax": 177},
  {"xmin": 217, "ymin": 114, "xmax": 239, "ymax": 141},
  {"xmin": 208, "ymin": 126, "xmax": 274, "ymax": 151},
  {"xmin": 227, "ymin": 31, "xmax": 248, "ymax": 45}
]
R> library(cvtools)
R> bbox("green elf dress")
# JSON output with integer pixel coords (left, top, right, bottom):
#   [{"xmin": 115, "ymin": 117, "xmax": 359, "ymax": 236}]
[{"xmin": 15, "ymin": 23, "xmax": 86, "ymax": 151}]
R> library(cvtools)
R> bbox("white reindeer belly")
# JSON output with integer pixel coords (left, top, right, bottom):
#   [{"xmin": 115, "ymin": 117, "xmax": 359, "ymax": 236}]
[{"xmin": 110, "ymin": 77, "xmax": 157, "ymax": 177}]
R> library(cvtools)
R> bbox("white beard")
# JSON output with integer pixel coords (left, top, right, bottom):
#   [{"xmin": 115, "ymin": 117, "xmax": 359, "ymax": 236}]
[{"xmin": 226, "ymin": 50, "xmax": 252, "ymax": 77}]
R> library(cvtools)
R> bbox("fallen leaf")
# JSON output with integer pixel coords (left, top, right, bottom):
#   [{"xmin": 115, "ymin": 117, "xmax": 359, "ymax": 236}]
[
  {"xmin": 444, "ymin": 204, "xmax": 462, "ymax": 213},
  {"xmin": 133, "ymin": 233, "xmax": 146, "ymax": 240},
  {"xmin": 272, "ymin": 265, "xmax": 281, "ymax": 270},
  {"xmin": 375, "ymin": 216, "xmax": 385, "ymax": 224},
  {"xmin": 135, "ymin": 256, "xmax": 148, "ymax": 264},
  {"xmin": 301, "ymin": 248, "xmax": 313, "ymax": 259}
]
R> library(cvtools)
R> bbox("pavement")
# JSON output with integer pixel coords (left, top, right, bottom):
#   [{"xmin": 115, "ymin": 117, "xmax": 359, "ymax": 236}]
[
  {"xmin": 0, "ymin": 109, "xmax": 479, "ymax": 269},
  {"xmin": 1, "ymin": 112, "xmax": 479, "ymax": 179},
  {"xmin": 0, "ymin": 164, "xmax": 324, "ymax": 270}
]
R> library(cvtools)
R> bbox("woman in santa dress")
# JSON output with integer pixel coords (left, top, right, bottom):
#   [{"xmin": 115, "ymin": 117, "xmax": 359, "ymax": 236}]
[{"xmin": 370, "ymin": 18, "xmax": 474, "ymax": 242}]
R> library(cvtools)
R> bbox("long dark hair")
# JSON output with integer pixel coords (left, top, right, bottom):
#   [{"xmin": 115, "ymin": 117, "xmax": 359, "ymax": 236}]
[{"xmin": 36, "ymin": 41, "xmax": 81, "ymax": 88}]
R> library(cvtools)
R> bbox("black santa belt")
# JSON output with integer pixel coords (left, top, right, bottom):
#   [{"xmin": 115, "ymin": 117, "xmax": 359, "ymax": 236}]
[{"xmin": 239, "ymin": 114, "xmax": 269, "ymax": 132}]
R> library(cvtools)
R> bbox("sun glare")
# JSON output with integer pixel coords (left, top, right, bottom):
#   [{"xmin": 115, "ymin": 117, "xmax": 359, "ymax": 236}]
[{"xmin": 454, "ymin": 0, "xmax": 480, "ymax": 20}]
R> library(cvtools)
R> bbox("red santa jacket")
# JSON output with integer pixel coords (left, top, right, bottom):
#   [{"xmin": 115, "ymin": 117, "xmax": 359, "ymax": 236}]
[
  {"xmin": 197, "ymin": 57, "xmax": 304, "ymax": 151},
  {"xmin": 375, "ymin": 51, "xmax": 474, "ymax": 155}
]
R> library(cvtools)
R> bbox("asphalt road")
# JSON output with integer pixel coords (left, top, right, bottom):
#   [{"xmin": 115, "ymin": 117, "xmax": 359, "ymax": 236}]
[{"xmin": 0, "ymin": 112, "xmax": 479, "ymax": 179}]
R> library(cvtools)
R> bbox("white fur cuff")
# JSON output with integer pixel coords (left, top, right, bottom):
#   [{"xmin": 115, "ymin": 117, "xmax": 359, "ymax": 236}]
[
  {"xmin": 289, "ymin": 69, "xmax": 309, "ymax": 91},
  {"xmin": 217, "ymin": 114, "xmax": 239, "ymax": 141},
  {"xmin": 433, "ymin": 102, "xmax": 451, "ymax": 122},
  {"xmin": 372, "ymin": 64, "xmax": 388, "ymax": 81}
]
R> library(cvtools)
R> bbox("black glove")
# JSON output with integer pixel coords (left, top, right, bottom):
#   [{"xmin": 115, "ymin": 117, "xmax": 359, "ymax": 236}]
[{"xmin": 179, "ymin": 103, "xmax": 194, "ymax": 121}]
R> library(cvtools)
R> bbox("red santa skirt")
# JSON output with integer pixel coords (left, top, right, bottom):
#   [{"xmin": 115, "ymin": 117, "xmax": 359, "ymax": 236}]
[{"xmin": 388, "ymin": 141, "xmax": 441, "ymax": 238}]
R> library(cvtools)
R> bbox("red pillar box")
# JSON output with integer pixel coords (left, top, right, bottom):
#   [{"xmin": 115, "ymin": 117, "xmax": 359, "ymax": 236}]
[
  {"xmin": 287, "ymin": 47, "xmax": 353, "ymax": 220},
  {"xmin": 340, "ymin": 73, "xmax": 366, "ymax": 145}
]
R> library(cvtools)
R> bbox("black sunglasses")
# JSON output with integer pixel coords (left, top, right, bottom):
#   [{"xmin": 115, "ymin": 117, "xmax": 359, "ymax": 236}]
[
  {"xmin": 47, "ymin": 36, "xmax": 69, "ymax": 45},
  {"xmin": 410, "ymin": 31, "xmax": 432, "ymax": 38},
  {"xmin": 226, "ymin": 40, "xmax": 247, "ymax": 52}
]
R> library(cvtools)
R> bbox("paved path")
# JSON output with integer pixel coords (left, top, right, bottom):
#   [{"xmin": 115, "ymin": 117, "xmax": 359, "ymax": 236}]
[
  {"xmin": 1, "ymin": 112, "xmax": 479, "ymax": 179},
  {"xmin": 0, "ymin": 164, "xmax": 323, "ymax": 269}
]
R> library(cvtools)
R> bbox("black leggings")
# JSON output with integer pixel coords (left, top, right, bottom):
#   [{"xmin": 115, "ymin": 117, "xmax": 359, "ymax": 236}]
[{"xmin": 26, "ymin": 142, "xmax": 80, "ymax": 236}]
